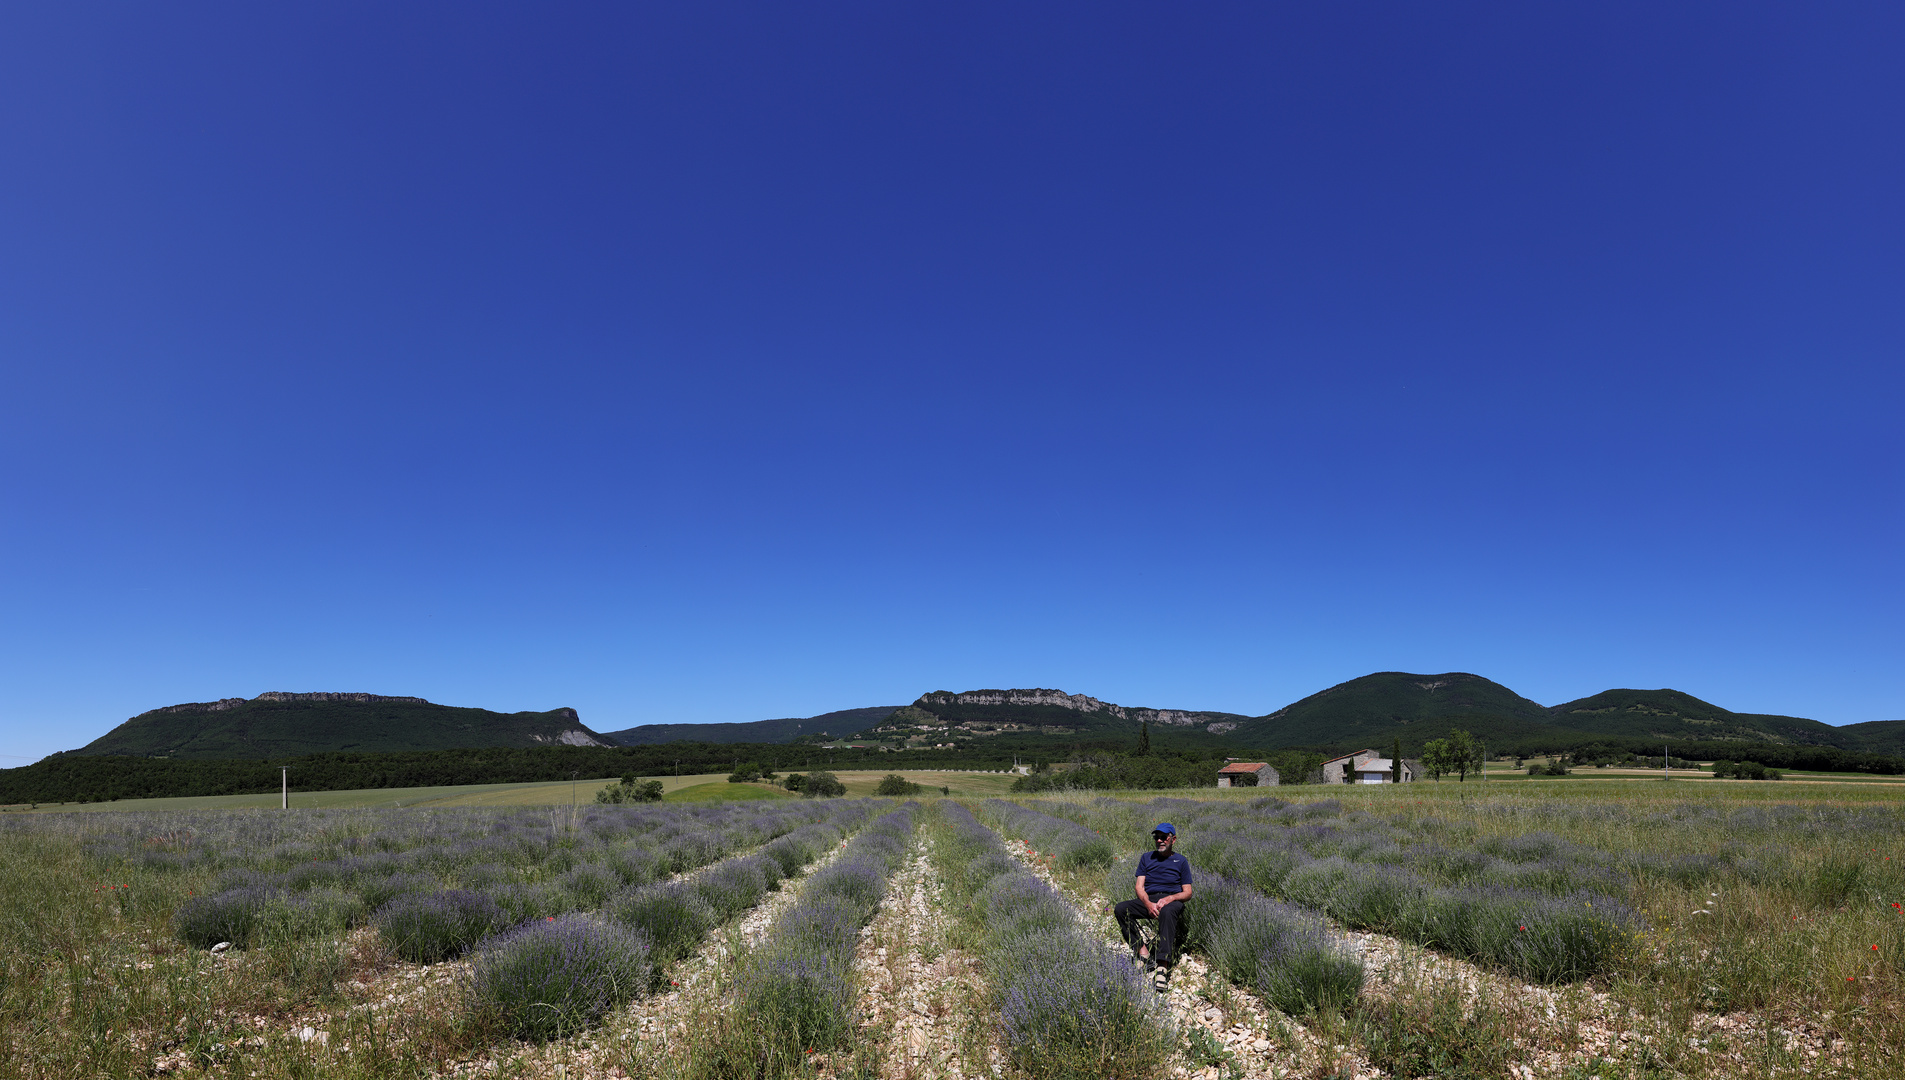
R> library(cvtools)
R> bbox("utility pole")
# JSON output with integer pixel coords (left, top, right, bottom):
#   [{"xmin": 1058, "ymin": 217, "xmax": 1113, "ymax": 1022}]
[
  {"xmin": 1664, "ymin": 742, "xmax": 1670, "ymax": 781},
  {"xmin": 281, "ymin": 767, "xmax": 288, "ymax": 810}
]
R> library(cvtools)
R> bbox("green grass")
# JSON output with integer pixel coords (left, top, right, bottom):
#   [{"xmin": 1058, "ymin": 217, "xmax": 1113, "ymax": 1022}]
[
  {"xmin": 2, "ymin": 773, "xmax": 752, "ymax": 812},
  {"xmin": 663, "ymin": 781, "xmax": 794, "ymax": 802},
  {"xmin": 0, "ymin": 769, "xmax": 1035, "ymax": 814}
]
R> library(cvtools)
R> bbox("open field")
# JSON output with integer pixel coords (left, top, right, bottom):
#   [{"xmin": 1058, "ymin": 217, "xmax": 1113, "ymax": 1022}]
[
  {"xmin": 2, "ymin": 769, "xmax": 1030, "ymax": 814},
  {"xmin": 1474, "ymin": 759, "xmax": 1905, "ymax": 785},
  {"xmin": 4, "ymin": 782, "xmax": 1901, "ymax": 1079}
]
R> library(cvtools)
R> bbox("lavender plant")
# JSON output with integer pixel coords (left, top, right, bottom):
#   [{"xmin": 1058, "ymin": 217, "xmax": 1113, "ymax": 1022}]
[
  {"xmin": 371, "ymin": 888, "xmax": 507, "ymax": 963},
  {"xmin": 725, "ymin": 806, "xmax": 917, "ymax": 1062},
  {"xmin": 467, "ymin": 914, "xmax": 652, "ymax": 1042},
  {"xmin": 979, "ymin": 799, "xmax": 1115, "ymax": 869}
]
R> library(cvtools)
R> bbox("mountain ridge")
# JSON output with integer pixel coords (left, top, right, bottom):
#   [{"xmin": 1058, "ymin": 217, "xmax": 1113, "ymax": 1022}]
[
  {"xmin": 73, "ymin": 693, "xmax": 611, "ymax": 759},
  {"xmin": 62, "ymin": 678, "xmax": 1897, "ymax": 762}
]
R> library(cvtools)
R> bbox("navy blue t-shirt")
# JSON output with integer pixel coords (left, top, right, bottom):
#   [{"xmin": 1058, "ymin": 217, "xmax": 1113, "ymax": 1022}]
[{"xmin": 1134, "ymin": 850, "xmax": 1192, "ymax": 899}]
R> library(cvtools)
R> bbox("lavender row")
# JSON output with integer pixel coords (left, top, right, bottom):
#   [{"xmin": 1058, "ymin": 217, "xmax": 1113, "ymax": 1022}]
[
  {"xmin": 725, "ymin": 805, "xmax": 919, "ymax": 1066},
  {"xmin": 455, "ymin": 807, "xmax": 887, "ymax": 1043},
  {"xmin": 1095, "ymin": 857, "xmax": 1363, "ymax": 1014},
  {"xmin": 977, "ymin": 798, "xmax": 1115, "ymax": 869},
  {"xmin": 938, "ymin": 803, "xmax": 1166, "ymax": 1080},
  {"xmin": 83, "ymin": 802, "xmax": 824, "ymax": 880},
  {"xmin": 1070, "ymin": 797, "xmax": 1637, "ymax": 983},
  {"xmin": 1069, "ymin": 792, "xmax": 1731, "ymax": 896},
  {"xmin": 171, "ymin": 800, "xmax": 876, "ymax": 954},
  {"xmin": 607, "ymin": 813, "xmax": 871, "ymax": 975}
]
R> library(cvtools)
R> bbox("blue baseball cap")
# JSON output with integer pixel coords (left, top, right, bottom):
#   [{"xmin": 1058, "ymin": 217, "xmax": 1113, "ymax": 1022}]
[{"xmin": 1153, "ymin": 823, "xmax": 1176, "ymax": 835}]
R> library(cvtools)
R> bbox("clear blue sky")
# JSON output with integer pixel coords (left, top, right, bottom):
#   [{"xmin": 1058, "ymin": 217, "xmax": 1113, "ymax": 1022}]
[{"xmin": 2, "ymin": 3, "xmax": 1899, "ymax": 762}]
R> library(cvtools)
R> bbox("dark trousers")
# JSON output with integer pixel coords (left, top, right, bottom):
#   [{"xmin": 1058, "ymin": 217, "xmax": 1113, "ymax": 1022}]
[{"xmin": 1114, "ymin": 897, "xmax": 1186, "ymax": 966}]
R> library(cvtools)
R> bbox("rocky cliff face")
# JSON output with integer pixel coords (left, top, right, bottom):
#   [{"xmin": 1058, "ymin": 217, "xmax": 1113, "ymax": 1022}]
[
  {"xmin": 531, "ymin": 728, "xmax": 611, "ymax": 747},
  {"xmin": 913, "ymin": 688, "xmax": 1231, "ymax": 729},
  {"xmin": 254, "ymin": 692, "xmax": 431, "ymax": 705}
]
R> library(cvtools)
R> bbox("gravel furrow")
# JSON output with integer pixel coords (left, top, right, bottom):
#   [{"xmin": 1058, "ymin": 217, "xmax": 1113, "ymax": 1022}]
[{"xmin": 844, "ymin": 834, "xmax": 1005, "ymax": 1080}]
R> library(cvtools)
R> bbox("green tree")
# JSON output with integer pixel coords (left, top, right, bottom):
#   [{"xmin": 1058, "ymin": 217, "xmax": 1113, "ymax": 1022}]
[
  {"xmin": 1391, "ymin": 738, "xmax": 1402, "ymax": 784},
  {"xmin": 596, "ymin": 775, "xmax": 664, "ymax": 803},
  {"xmin": 1447, "ymin": 729, "xmax": 1481, "ymax": 782},
  {"xmin": 875, "ymin": 774, "xmax": 921, "ymax": 796},
  {"xmin": 801, "ymin": 771, "xmax": 846, "ymax": 798},
  {"xmin": 1137, "ymin": 720, "xmax": 1151, "ymax": 756}
]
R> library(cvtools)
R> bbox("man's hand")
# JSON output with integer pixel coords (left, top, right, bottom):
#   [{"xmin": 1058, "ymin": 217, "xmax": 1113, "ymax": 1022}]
[{"xmin": 1144, "ymin": 898, "xmax": 1161, "ymax": 919}]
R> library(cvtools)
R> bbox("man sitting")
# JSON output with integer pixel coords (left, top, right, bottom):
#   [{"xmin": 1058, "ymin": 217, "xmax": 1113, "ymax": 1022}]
[{"xmin": 1113, "ymin": 822, "xmax": 1193, "ymax": 991}]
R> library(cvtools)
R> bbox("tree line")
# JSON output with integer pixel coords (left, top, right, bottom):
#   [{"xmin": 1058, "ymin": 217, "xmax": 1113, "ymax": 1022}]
[
  {"xmin": 6, "ymin": 729, "xmax": 1897, "ymax": 805},
  {"xmin": 0, "ymin": 742, "xmax": 1013, "ymax": 805}
]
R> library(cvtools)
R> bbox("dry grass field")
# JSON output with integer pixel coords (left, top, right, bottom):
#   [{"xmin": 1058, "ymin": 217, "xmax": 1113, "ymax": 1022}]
[{"xmin": 1, "ymin": 778, "xmax": 1898, "ymax": 1080}]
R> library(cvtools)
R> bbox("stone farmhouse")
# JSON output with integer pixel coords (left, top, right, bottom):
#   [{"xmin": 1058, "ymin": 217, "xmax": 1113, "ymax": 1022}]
[
  {"xmin": 1215, "ymin": 761, "xmax": 1280, "ymax": 787},
  {"xmin": 1320, "ymin": 749, "xmax": 1420, "ymax": 784}
]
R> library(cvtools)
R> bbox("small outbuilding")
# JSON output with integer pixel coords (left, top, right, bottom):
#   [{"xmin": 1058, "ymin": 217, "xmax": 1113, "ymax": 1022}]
[
  {"xmin": 1216, "ymin": 761, "xmax": 1280, "ymax": 788},
  {"xmin": 1321, "ymin": 749, "xmax": 1419, "ymax": 784}
]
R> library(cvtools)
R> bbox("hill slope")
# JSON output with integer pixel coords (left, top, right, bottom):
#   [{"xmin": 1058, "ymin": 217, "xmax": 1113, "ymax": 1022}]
[
  {"xmin": 1829, "ymin": 719, "xmax": 1905, "ymax": 755},
  {"xmin": 1233, "ymin": 672, "xmax": 1574, "ymax": 750},
  {"xmin": 1545, "ymin": 689, "xmax": 1843, "ymax": 746},
  {"xmin": 602, "ymin": 706, "xmax": 904, "ymax": 746},
  {"xmin": 73, "ymin": 692, "xmax": 611, "ymax": 759}
]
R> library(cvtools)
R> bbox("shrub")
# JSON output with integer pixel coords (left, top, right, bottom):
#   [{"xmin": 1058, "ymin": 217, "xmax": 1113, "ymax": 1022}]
[
  {"xmin": 876, "ymin": 774, "xmax": 922, "ymax": 796},
  {"xmin": 606, "ymin": 881, "xmax": 715, "ymax": 970},
  {"xmin": 558, "ymin": 863, "xmax": 620, "ymax": 909},
  {"xmin": 596, "ymin": 777, "xmax": 664, "ymax": 803},
  {"xmin": 694, "ymin": 856, "xmax": 772, "ymax": 920},
  {"xmin": 372, "ymin": 889, "xmax": 505, "ymax": 963},
  {"xmin": 469, "ymin": 915, "xmax": 651, "ymax": 1042},
  {"xmin": 482, "ymin": 882, "xmax": 568, "ymax": 924},
  {"xmin": 800, "ymin": 771, "xmax": 846, "ymax": 798}
]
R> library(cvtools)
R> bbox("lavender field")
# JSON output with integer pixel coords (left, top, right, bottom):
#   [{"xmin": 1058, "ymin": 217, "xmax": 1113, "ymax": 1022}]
[{"xmin": 1, "ymin": 786, "xmax": 1900, "ymax": 1079}]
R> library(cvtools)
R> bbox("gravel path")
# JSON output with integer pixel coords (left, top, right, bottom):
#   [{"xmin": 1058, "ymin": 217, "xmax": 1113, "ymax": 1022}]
[{"xmin": 840, "ymin": 834, "xmax": 1006, "ymax": 1080}]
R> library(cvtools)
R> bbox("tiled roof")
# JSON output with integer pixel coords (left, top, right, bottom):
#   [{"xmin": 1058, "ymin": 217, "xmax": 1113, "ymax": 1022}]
[{"xmin": 1217, "ymin": 762, "xmax": 1269, "ymax": 773}]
